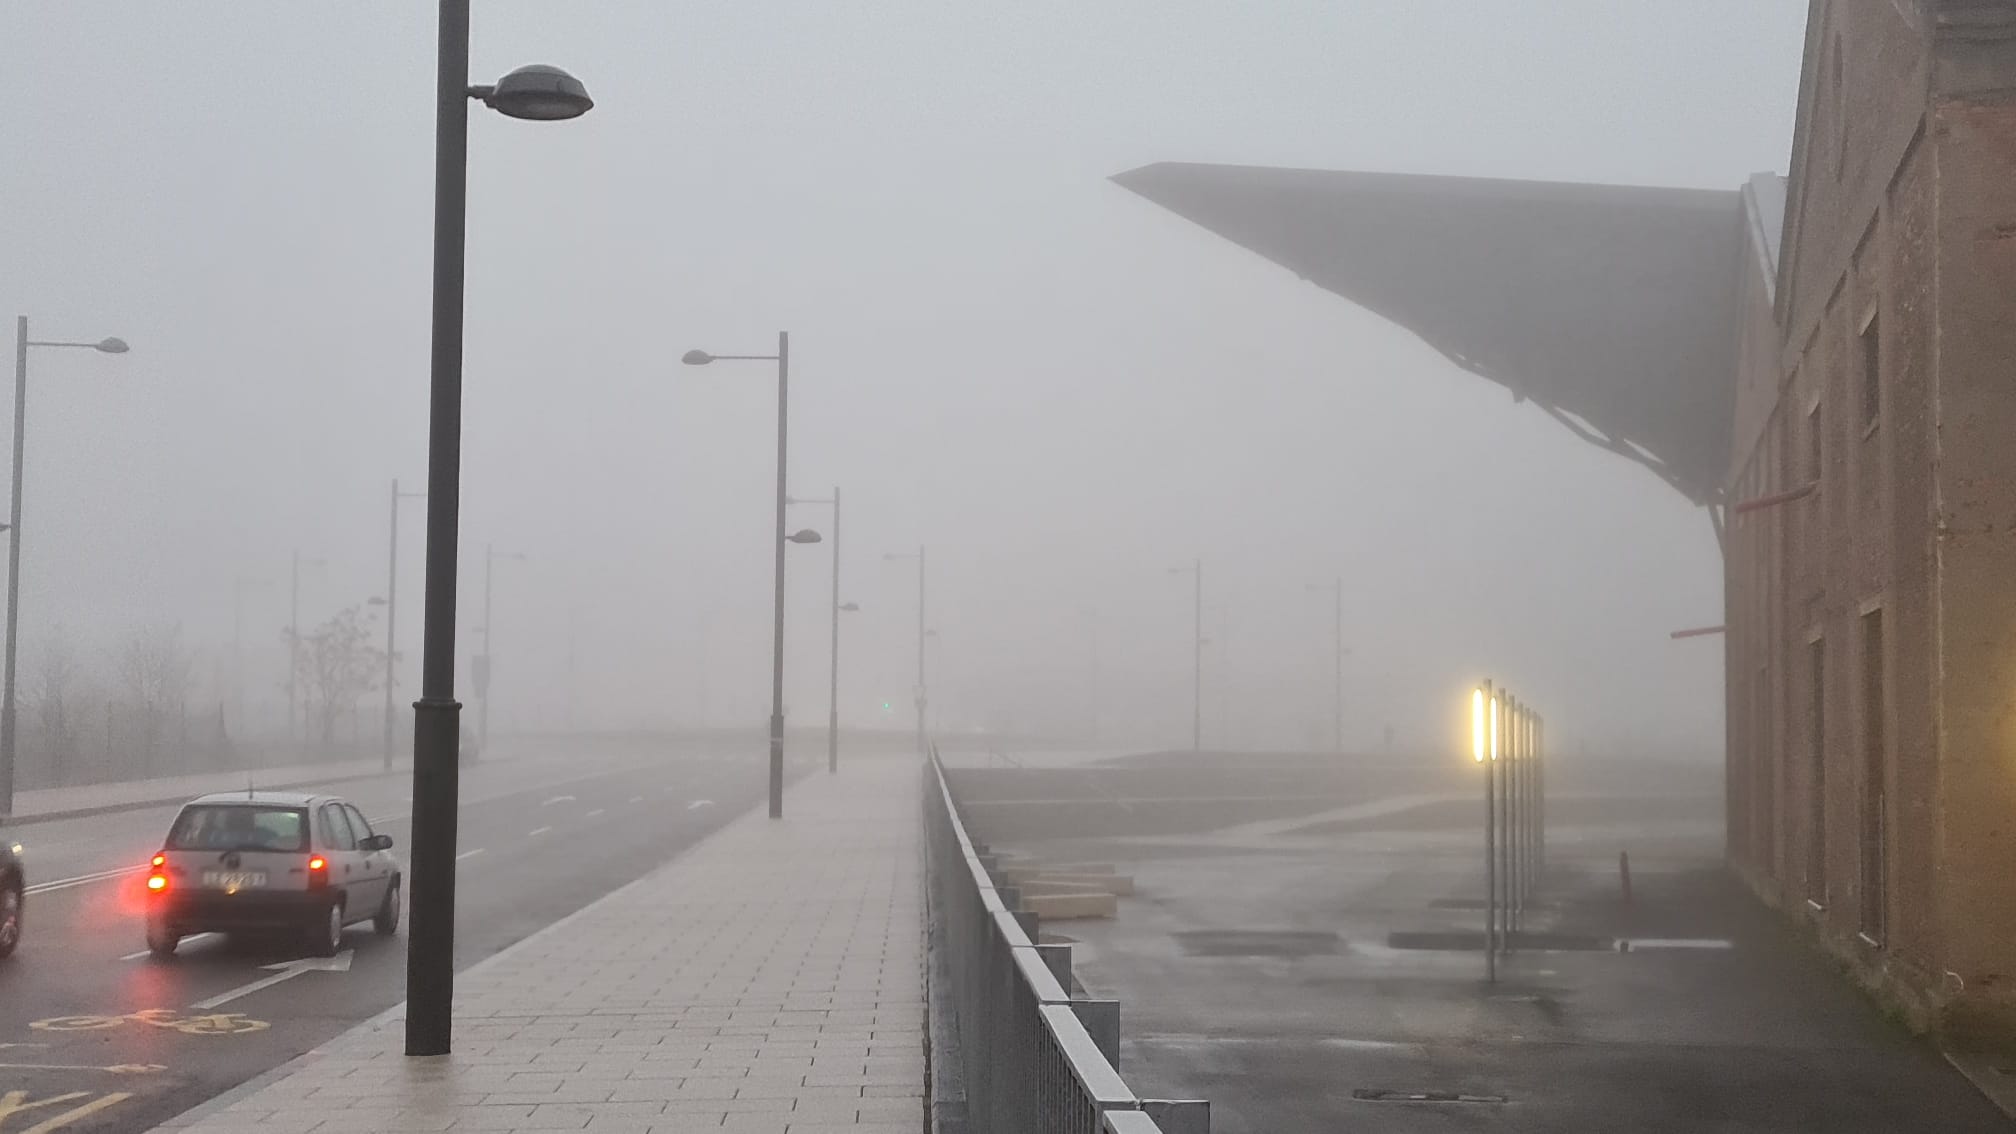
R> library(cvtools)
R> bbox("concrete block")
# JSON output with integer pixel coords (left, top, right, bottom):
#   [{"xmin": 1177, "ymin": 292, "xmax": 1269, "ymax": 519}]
[
  {"xmin": 1034, "ymin": 942, "xmax": 1072, "ymax": 989},
  {"xmin": 1021, "ymin": 893, "xmax": 1118, "ymax": 920},
  {"xmin": 1143, "ymin": 1099, "xmax": 1210, "ymax": 1134},
  {"xmin": 1070, "ymin": 999, "xmax": 1121, "ymax": 1068}
]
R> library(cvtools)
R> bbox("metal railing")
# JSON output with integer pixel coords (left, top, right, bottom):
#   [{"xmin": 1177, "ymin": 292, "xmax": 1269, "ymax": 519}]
[{"xmin": 926, "ymin": 751, "xmax": 1205, "ymax": 1133}]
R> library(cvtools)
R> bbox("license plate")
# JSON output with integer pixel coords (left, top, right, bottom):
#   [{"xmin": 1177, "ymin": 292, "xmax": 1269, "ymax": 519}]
[{"xmin": 201, "ymin": 871, "xmax": 267, "ymax": 892}]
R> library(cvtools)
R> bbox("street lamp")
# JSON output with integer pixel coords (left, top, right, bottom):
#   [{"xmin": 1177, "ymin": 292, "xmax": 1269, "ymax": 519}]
[
  {"xmin": 681, "ymin": 333, "xmax": 809, "ymax": 820},
  {"xmin": 1167, "ymin": 561, "xmax": 1202, "ymax": 751},
  {"xmin": 405, "ymin": 0, "xmax": 591, "ymax": 1059},
  {"xmin": 0, "ymin": 322, "xmax": 126, "ymax": 817},
  {"xmin": 883, "ymin": 547, "xmax": 927, "ymax": 756},
  {"xmin": 1306, "ymin": 578, "xmax": 1347, "ymax": 754},
  {"xmin": 790, "ymin": 490, "xmax": 852, "ymax": 774},
  {"xmin": 384, "ymin": 480, "xmax": 427, "ymax": 770}
]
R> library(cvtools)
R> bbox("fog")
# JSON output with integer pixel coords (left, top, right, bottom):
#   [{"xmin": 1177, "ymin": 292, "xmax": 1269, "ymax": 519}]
[{"xmin": 0, "ymin": 3, "xmax": 1806, "ymax": 772}]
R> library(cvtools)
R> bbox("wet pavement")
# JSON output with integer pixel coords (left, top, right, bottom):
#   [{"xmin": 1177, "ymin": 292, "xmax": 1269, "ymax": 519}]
[{"xmin": 947, "ymin": 751, "xmax": 2016, "ymax": 1133}]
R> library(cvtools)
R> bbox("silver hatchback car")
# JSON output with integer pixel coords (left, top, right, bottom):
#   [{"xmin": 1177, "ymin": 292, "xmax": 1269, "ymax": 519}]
[{"xmin": 144, "ymin": 791, "xmax": 402, "ymax": 957}]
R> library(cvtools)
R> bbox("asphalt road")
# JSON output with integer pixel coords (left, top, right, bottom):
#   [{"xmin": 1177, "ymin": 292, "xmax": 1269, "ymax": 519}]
[{"xmin": 0, "ymin": 740, "xmax": 772, "ymax": 1133}]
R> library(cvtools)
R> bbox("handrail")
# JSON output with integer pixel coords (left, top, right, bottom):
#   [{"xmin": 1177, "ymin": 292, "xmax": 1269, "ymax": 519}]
[{"xmin": 927, "ymin": 750, "xmax": 1198, "ymax": 1132}]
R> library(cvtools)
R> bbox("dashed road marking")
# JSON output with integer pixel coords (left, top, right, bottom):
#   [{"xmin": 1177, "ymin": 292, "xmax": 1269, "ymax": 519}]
[
  {"xmin": 455, "ymin": 848, "xmax": 485, "ymax": 862},
  {"xmin": 529, "ymin": 826, "xmax": 552, "ymax": 837},
  {"xmin": 687, "ymin": 800, "xmax": 714, "ymax": 811},
  {"xmin": 628, "ymin": 796, "xmax": 644, "ymax": 804},
  {"xmin": 541, "ymin": 795, "xmax": 576, "ymax": 806},
  {"xmin": 585, "ymin": 809, "xmax": 605, "ymax": 819}
]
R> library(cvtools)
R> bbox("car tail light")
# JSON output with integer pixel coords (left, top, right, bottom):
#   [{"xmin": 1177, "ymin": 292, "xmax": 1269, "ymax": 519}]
[
  {"xmin": 146, "ymin": 873, "xmax": 168, "ymax": 893},
  {"xmin": 307, "ymin": 855, "xmax": 328, "ymax": 890},
  {"xmin": 151, "ymin": 854, "xmax": 166, "ymax": 868}
]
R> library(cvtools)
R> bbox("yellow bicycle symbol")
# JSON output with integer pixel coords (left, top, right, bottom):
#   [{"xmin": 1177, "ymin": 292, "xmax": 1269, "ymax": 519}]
[{"xmin": 32, "ymin": 1008, "xmax": 268, "ymax": 1036}]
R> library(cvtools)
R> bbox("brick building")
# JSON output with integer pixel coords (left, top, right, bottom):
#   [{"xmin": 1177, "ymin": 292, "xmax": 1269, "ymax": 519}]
[
  {"xmin": 1116, "ymin": 0, "xmax": 2016, "ymax": 1039},
  {"xmin": 1725, "ymin": 0, "xmax": 2016, "ymax": 1038}
]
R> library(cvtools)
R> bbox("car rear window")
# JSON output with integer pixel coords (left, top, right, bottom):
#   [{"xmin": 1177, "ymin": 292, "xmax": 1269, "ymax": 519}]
[{"xmin": 167, "ymin": 806, "xmax": 309, "ymax": 852}]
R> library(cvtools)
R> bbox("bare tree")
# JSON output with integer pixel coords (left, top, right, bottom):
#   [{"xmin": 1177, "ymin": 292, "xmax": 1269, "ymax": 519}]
[
  {"xmin": 119, "ymin": 623, "xmax": 195, "ymax": 768},
  {"xmin": 287, "ymin": 607, "xmax": 383, "ymax": 747},
  {"xmin": 27, "ymin": 625, "xmax": 85, "ymax": 781}
]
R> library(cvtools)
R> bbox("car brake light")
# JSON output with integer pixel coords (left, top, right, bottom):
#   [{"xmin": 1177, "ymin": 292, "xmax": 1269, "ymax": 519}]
[
  {"xmin": 146, "ymin": 873, "xmax": 168, "ymax": 892},
  {"xmin": 308, "ymin": 856, "xmax": 326, "ymax": 872},
  {"xmin": 151, "ymin": 853, "xmax": 166, "ymax": 868}
]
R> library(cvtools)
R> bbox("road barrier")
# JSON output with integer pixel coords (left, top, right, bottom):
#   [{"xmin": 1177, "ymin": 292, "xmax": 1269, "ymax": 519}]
[{"xmin": 926, "ymin": 751, "xmax": 1205, "ymax": 1133}]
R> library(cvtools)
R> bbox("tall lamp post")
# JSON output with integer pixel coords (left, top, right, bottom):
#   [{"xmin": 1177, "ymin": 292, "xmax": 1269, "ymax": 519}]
[
  {"xmin": 1167, "ymin": 561, "xmax": 1202, "ymax": 750},
  {"xmin": 883, "ymin": 547, "xmax": 927, "ymax": 755},
  {"xmin": 0, "ymin": 320, "xmax": 128, "ymax": 817},
  {"xmin": 384, "ymin": 480, "xmax": 426, "ymax": 769},
  {"xmin": 405, "ymin": 3, "xmax": 592, "ymax": 1058},
  {"xmin": 475, "ymin": 543, "xmax": 527, "ymax": 753},
  {"xmin": 681, "ymin": 334, "xmax": 821, "ymax": 819},
  {"xmin": 289, "ymin": 551, "xmax": 327, "ymax": 745},
  {"xmin": 789, "ymin": 489, "xmax": 857, "ymax": 774},
  {"xmin": 1306, "ymin": 577, "xmax": 1346, "ymax": 753}
]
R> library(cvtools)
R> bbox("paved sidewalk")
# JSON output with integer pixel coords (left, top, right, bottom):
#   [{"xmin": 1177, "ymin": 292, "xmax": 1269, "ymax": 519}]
[{"xmin": 159, "ymin": 753, "xmax": 925, "ymax": 1133}]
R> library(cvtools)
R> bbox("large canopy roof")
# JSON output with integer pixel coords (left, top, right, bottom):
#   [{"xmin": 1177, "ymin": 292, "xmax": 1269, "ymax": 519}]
[{"xmin": 1112, "ymin": 162, "xmax": 1746, "ymax": 504}]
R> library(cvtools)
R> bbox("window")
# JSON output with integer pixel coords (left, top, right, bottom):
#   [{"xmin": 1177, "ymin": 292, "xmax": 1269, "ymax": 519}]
[
  {"xmin": 1808, "ymin": 637, "xmax": 1828, "ymax": 904},
  {"xmin": 320, "ymin": 804, "xmax": 358, "ymax": 852},
  {"xmin": 168, "ymin": 806, "xmax": 308, "ymax": 852},
  {"xmin": 343, "ymin": 804, "xmax": 375, "ymax": 842},
  {"xmin": 1859, "ymin": 608, "xmax": 1887, "ymax": 943},
  {"xmin": 1860, "ymin": 313, "xmax": 1881, "ymax": 429}
]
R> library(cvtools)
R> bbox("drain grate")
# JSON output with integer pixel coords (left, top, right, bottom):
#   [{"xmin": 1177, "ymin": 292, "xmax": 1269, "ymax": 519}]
[{"xmin": 1353, "ymin": 1088, "xmax": 1507, "ymax": 1104}]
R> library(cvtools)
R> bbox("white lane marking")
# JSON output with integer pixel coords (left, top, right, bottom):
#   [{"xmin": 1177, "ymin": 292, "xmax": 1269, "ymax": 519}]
[
  {"xmin": 585, "ymin": 809, "xmax": 605, "ymax": 819},
  {"xmin": 529, "ymin": 826, "xmax": 552, "ymax": 837},
  {"xmin": 193, "ymin": 949, "xmax": 354, "ymax": 1009},
  {"xmin": 455, "ymin": 848, "xmax": 485, "ymax": 862},
  {"xmin": 1618, "ymin": 938, "xmax": 1735, "ymax": 951},
  {"xmin": 542, "ymin": 795, "xmax": 576, "ymax": 806},
  {"xmin": 121, "ymin": 933, "xmax": 218, "ymax": 962},
  {"xmin": 627, "ymin": 796, "xmax": 644, "ymax": 804},
  {"xmin": 686, "ymin": 800, "xmax": 714, "ymax": 810},
  {"xmin": 26, "ymin": 865, "xmax": 144, "ymax": 895}
]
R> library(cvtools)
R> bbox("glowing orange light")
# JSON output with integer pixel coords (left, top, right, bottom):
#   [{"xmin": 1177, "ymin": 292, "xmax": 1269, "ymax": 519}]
[
  {"xmin": 308, "ymin": 857, "xmax": 326, "ymax": 872},
  {"xmin": 146, "ymin": 874, "xmax": 168, "ymax": 892},
  {"xmin": 1471, "ymin": 688, "xmax": 1487, "ymax": 763},
  {"xmin": 151, "ymin": 853, "xmax": 166, "ymax": 868}
]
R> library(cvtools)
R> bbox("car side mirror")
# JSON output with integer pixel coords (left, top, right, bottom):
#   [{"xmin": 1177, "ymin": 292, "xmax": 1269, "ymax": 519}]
[{"xmin": 361, "ymin": 834, "xmax": 394, "ymax": 852}]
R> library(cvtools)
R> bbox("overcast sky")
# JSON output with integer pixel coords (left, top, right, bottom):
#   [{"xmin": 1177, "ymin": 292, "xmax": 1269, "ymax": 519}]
[{"xmin": 0, "ymin": 2, "xmax": 1808, "ymax": 759}]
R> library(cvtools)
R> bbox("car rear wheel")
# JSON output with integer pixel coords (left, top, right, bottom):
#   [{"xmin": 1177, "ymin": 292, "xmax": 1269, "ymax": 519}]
[
  {"xmin": 374, "ymin": 879, "xmax": 400, "ymax": 936},
  {"xmin": 145, "ymin": 919, "xmax": 179, "ymax": 958},
  {"xmin": 0, "ymin": 883, "xmax": 21, "ymax": 959},
  {"xmin": 308, "ymin": 899, "xmax": 344, "ymax": 957}
]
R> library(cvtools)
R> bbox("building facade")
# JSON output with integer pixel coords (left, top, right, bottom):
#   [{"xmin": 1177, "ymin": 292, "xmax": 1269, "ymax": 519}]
[{"xmin": 1725, "ymin": 0, "xmax": 2016, "ymax": 1040}]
